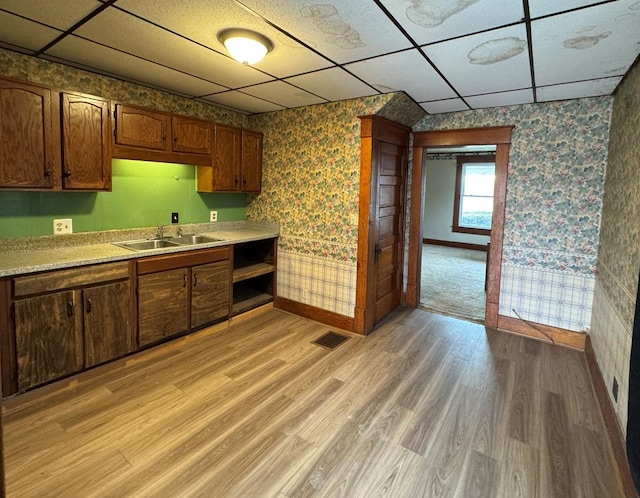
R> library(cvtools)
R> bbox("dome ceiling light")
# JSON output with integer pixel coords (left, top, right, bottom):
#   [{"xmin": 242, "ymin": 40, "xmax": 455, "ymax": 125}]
[{"xmin": 218, "ymin": 28, "xmax": 273, "ymax": 65}]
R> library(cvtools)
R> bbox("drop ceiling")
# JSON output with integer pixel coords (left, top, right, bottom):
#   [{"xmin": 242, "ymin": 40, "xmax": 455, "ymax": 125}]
[{"xmin": 0, "ymin": 0, "xmax": 638, "ymax": 115}]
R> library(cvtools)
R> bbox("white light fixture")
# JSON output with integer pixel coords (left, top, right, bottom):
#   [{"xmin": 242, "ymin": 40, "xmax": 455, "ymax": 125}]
[{"xmin": 218, "ymin": 28, "xmax": 273, "ymax": 65}]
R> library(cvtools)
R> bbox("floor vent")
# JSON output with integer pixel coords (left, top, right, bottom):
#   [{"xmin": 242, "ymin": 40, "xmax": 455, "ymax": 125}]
[{"xmin": 312, "ymin": 331, "xmax": 350, "ymax": 350}]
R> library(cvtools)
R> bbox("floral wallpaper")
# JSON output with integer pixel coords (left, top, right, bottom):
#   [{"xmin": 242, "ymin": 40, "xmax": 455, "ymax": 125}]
[
  {"xmin": 247, "ymin": 94, "xmax": 397, "ymax": 263},
  {"xmin": 0, "ymin": 48, "xmax": 247, "ymax": 128},
  {"xmin": 414, "ymin": 97, "xmax": 613, "ymax": 276}
]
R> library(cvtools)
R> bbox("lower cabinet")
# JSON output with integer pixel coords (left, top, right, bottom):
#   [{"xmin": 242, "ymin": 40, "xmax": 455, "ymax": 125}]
[{"xmin": 136, "ymin": 247, "xmax": 230, "ymax": 348}]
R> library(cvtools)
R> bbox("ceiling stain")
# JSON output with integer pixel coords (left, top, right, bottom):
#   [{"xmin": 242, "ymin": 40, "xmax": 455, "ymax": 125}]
[
  {"xmin": 467, "ymin": 37, "xmax": 527, "ymax": 65},
  {"xmin": 300, "ymin": 4, "xmax": 365, "ymax": 49},
  {"xmin": 406, "ymin": 0, "xmax": 480, "ymax": 28},
  {"xmin": 563, "ymin": 32, "xmax": 611, "ymax": 50},
  {"xmin": 630, "ymin": 0, "xmax": 640, "ymax": 10},
  {"xmin": 372, "ymin": 83, "xmax": 397, "ymax": 93}
]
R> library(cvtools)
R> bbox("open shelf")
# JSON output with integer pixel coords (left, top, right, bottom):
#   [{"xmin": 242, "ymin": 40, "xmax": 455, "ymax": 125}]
[
  {"xmin": 233, "ymin": 260, "xmax": 274, "ymax": 283},
  {"xmin": 232, "ymin": 286, "xmax": 273, "ymax": 316},
  {"xmin": 231, "ymin": 238, "xmax": 277, "ymax": 316}
]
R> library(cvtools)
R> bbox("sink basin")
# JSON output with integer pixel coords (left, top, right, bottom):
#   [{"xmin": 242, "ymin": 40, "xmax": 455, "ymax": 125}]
[
  {"xmin": 168, "ymin": 234, "xmax": 223, "ymax": 245},
  {"xmin": 113, "ymin": 239, "xmax": 181, "ymax": 251}
]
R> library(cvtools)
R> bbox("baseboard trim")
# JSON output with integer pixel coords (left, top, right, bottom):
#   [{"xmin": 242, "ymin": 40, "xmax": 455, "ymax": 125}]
[
  {"xmin": 585, "ymin": 336, "xmax": 638, "ymax": 497},
  {"xmin": 274, "ymin": 297, "xmax": 355, "ymax": 333},
  {"xmin": 496, "ymin": 314, "xmax": 586, "ymax": 350},
  {"xmin": 423, "ymin": 238, "xmax": 488, "ymax": 252}
]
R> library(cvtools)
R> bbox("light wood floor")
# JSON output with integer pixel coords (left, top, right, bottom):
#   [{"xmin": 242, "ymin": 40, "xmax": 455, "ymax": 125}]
[{"xmin": 2, "ymin": 307, "xmax": 626, "ymax": 497}]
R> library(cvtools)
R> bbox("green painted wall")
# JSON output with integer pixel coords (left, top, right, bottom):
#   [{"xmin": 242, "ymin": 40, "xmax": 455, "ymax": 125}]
[{"xmin": 0, "ymin": 159, "xmax": 246, "ymax": 238}]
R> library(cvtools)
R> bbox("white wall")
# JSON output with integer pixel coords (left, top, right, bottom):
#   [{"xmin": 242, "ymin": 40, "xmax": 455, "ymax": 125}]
[{"xmin": 423, "ymin": 158, "xmax": 490, "ymax": 246}]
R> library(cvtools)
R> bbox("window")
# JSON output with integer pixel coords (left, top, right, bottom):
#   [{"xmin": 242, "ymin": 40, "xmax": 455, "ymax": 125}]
[{"xmin": 453, "ymin": 155, "xmax": 495, "ymax": 235}]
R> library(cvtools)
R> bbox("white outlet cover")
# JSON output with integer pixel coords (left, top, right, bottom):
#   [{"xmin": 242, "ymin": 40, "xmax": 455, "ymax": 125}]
[
  {"xmin": 53, "ymin": 218, "xmax": 73, "ymax": 235},
  {"xmin": 210, "ymin": 210, "xmax": 218, "ymax": 222}
]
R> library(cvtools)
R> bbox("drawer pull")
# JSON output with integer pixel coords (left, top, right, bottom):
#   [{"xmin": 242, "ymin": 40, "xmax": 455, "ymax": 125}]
[
  {"xmin": 86, "ymin": 298, "xmax": 92, "ymax": 313},
  {"xmin": 67, "ymin": 300, "xmax": 74, "ymax": 317}
]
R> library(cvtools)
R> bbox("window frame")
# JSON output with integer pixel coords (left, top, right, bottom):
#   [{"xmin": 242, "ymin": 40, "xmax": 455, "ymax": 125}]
[{"xmin": 452, "ymin": 154, "xmax": 496, "ymax": 236}]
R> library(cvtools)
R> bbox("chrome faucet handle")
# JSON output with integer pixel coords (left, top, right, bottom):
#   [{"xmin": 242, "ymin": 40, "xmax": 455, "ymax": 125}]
[
  {"xmin": 177, "ymin": 226, "xmax": 183, "ymax": 238},
  {"xmin": 156, "ymin": 225, "xmax": 164, "ymax": 238}
]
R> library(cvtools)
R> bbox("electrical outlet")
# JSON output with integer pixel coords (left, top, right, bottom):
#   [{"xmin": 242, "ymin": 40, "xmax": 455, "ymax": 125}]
[
  {"xmin": 53, "ymin": 218, "xmax": 72, "ymax": 235},
  {"xmin": 301, "ymin": 289, "xmax": 310, "ymax": 300},
  {"xmin": 171, "ymin": 212, "xmax": 179, "ymax": 224},
  {"xmin": 210, "ymin": 210, "xmax": 218, "ymax": 222},
  {"xmin": 613, "ymin": 376, "xmax": 619, "ymax": 402}
]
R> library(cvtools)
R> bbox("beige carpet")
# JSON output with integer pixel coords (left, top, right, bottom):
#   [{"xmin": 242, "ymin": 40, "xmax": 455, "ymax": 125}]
[{"xmin": 419, "ymin": 244, "xmax": 487, "ymax": 323}]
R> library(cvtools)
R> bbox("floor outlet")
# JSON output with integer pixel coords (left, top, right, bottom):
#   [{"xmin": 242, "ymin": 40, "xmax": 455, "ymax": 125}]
[
  {"xmin": 210, "ymin": 210, "xmax": 218, "ymax": 222},
  {"xmin": 53, "ymin": 218, "xmax": 73, "ymax": 235}
]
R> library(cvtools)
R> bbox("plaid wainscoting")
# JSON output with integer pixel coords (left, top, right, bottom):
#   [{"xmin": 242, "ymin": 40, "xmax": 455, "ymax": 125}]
[
  {"xmin": 277, "ymin": 251, "xmax": 357, "ymax": 317},
  {"xmin": 499, "ymin": 265, "xmax": 595, "ymax": 332}
]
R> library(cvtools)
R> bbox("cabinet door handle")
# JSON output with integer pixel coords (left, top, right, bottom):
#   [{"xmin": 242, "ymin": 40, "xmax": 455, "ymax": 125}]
[
  {"xmin": 173, "ymin": 136, "xmax": 178, "ymax": 143},
  {"xmin": 67, "ymin": 300, "xmax": 74, "ymax": 317},
  {"xmin": 86, "ymin": 298, "xmax": 92, "ymax": 314},
  {"xmin": 193, "ymin": 273, "xmax": 198, "ymax": 287},
  {"xmin": 44, "ymin": 166, "xmax": 53, "ymax": 178},
  {"xmin": 62, "ymin": 168, "xmax": 72, "ymax": 178},
  {"xmin": 162, "ymin": 133, "xmax": 166, "ymax": 143},
  {"xmin": 234, "ymin": 176, "xmax": 238, "ymax": 184},
  {"xmin": 183, "ymin": 273, "xmax": 187, "ymax": 288}
]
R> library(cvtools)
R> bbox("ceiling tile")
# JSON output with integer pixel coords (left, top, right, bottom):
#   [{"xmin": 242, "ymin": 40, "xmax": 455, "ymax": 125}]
[
  {"xmin": 237, "ymin": 0, "xmax": 412, "ymax": 63},
  {"xmin": 424, "ymin": 24, "xmax": 531, "ymax": 95},
  {"xmin": 345, "ymin": 49, "xmax": 456, "ymax": 102},
  {"xmin": 528, "ymin": 0, "xmax": 607, "ymax": 19},
  {"xmin": 241, "ymin": 80, "xmax": 328, "ymax": 108},
  {"xmin": 0, "ymin": 0, "xmax": 101, "ymax": 30},
  {"xmin": 533, "ymin": 0, "xmax": 640, "ymax": 86},
  {"xmin": 379, "ymin": 0, "xmax": 524, "ymax": 45},
  {"xmin": 0, "ymin": 11, "xmax": 62, "ymax": 51},
  {"xmin": 421, "ymin": 99, "xmax": 469, "ymax": 114},
  {"xmin": 466, "ymin": 88, "xmax": 534, "ymax": 109},
  {"xmin": 74, "ymin": 7, "xmax": 270, "ymax": 89},
  {"xmin": 46, "ymin": 36, "xmax": 227, "ymax": 97},
  {"xmin": 203, "ymin": 91, "xmax": 285, "ymax": 114},
  {"xmin": 115, "ymin": 0, "xmax": 332, "ymax": 77},
  {"xmin": 537, "ymin": 77, "xmax": 622, "ymax": 102},
  {"xmin": 284, "ymin": 67, "xmax": 376, "ymax": 101}
]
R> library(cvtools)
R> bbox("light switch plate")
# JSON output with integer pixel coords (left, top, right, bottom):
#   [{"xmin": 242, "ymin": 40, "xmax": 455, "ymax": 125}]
[{"xmin": 53, "ymin": 218, "xmax": 73, "ymax": 235}]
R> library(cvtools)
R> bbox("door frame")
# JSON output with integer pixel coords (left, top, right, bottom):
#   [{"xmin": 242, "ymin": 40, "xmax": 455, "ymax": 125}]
[
  {"xmin": 354, "ymin": 115, "xmax": 411, "ymax": 335},
  {"xmin": 407, "ymin": 126, "xmax": 514, "ymax": 328}
]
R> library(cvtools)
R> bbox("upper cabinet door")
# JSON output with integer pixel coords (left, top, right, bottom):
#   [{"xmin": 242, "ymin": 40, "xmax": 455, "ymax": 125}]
[
  {"xmin": 171, "ymin": 116, "xmax": 212, "ymax": 155},
  {"xmin": 62, "ymin": 93, "xmax": 111, "ymax": 191},
  {"xmin": 214, "ymin": 124, "xmax": 241, "ymax": 192},
  {"xmin": 114, "ymin": 104, "xmax": 169, "ymax": 151},
  {"xmin": 241, "ymin": 130, "xmax": 262, "ymax": 193},
  {"xmin": 0, "ymin": 80, "xmax": 56, "ymax": 189}
]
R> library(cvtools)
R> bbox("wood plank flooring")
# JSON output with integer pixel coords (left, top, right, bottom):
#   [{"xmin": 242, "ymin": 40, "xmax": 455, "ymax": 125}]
[{"xmin": 2, "ymin": 307, "xmax": 626, "ymax": 497}]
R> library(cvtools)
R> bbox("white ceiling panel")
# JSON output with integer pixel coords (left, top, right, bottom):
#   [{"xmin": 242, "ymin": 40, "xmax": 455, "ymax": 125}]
[
  {"xmin": 379, "ymin": 0, "xmax": 524, "ymax": 45},
  {"xmin": 0, "ymin": 0, "xmax": 100, "ymax": 30},
  {"xmin": 424, "ymin": 24, "xmax": 531, "ymax": 96},
  {"xmin": 115, "ymin": 0, "xmax": 332, "ymax": 77},
  {"xmin": 537, "ymin": 77, "xmax": 622, "ymax": 102},
  {"xmin": 533, "ymin": 0, "xmax": 640, "ymax": 86},
  {"xmin": 284, "ymin": 67, "xmax": 376, "ymax": 101},
  {"xmin": 75, "ymin": 8, "xmax": 270, "ymax": 90},
  {"xmin": 0, "ymin": 11, "xmax": 62, "ymax": 51},
  {"xmin": 241, "ymin": 80, "xmax": 328, "ymax": 108},
  {"xmin": 528, "ymin": 0, "xmax": 608, "ymax": 19},
  {"xmin": 237, "ymin": 0, "xmax": 412, "ymax": 63},
  {"xmin": 465, "ymin": 88, "xmax": 534, "ymax": 109},
  {"xmin": 345, "ymin": 49, "xmax": 456, "ymax": 102},
  {"xmin": 46, "ymin": 36, "xmax": 227, "ymax": 97},
  {"xmin": 421, "ymin": 99, "xmax": 469, "ymax": 114},
  {"xmin": 203, "ymin": 91, "xmax": 285, "ymax": 114}
]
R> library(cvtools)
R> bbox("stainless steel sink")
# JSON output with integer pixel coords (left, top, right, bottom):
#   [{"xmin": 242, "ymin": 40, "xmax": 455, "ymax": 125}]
[
  {"xmin": 168, "ymin": 234, "xmax": 223, "ymax": 245},
  {"xmin": 113, "ymin": 239, "xmax": 181, "ymax": 251}
]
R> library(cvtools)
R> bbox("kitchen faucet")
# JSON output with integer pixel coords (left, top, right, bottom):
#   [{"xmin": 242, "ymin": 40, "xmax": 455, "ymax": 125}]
[{"xmin": 156, "ymin": 225, "xmax": 164, "ymax": 239}]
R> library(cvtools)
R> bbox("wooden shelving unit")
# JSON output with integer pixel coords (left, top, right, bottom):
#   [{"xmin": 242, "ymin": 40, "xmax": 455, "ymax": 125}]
[{"xmin": 231, "ymin": 238, "xmax": 277, "ymax": 316}]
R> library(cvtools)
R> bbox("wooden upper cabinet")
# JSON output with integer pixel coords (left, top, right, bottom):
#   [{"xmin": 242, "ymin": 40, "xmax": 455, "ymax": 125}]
[
  {"xmin": 0, "ymin": 80, "xmax": 57, "ymax": 189},
  {"xmin": 61, "ymin": 93, "xmax": 111, "ymax": 191},
  {"xmin": 213, "ymin": 124, "xmax": 242, "ymax": 192},
  {"xmin": 114, "ymin": 104, "xmax": 169, "ymax": 151},
  {"xmin": 171, "ymin": 116, "xmax": 212, "ymax": 155},
  {"xmin": 241, "ymin": 130, "xmax": 262, "ymax": 193}
]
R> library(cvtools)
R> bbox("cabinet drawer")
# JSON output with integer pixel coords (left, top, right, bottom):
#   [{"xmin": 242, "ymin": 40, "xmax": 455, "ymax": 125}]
[
  {"xmin": 137, "ymin": 247, "xmax": 230, "ymax": 275},
  {"xmin": 14, "ymin": 262, "xmax": 130, "ymax": 298}
]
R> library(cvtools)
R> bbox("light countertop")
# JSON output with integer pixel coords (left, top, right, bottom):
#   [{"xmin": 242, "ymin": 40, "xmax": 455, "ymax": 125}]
[{"xmin": 0, "ymin": 221, "xmax": 279, "ymax": 277}]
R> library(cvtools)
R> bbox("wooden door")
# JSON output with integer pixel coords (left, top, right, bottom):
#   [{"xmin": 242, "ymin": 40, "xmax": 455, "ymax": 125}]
[
  {"xmin": 191, "ymin": 261, "xmax": 230, "ymax": 329},
  {"xmin": 114, "ymin": 104, "xmax": 169, "ymax": 151},
  {"xmin": 373, "ymin": 142, "xmax": 405, "ymax": 323},
  {"xmin": 84, "ymin": 281, "xmax": 133, "ymax": 367},
  {"xmin": 171, "ymin": 116, "xmax": 212, "ymax": 155},
  {"xmin": 14, "ymin": 291, "xmax": 83, "ymax": 391},
  {"xmin": 61, "ymin": 93, "xmax": 111, "ymax": 190},
  {"xmin": 0, "ymin": 80, "xmax": 55, "ymax": 189},
  {"xmin": 241, "ymin": 130, "xmax": 262, "ymax": 192},
  {"xmin": 213, "ymin": 124, "xmax": 241, "ymax": 191},
  {"xmin": 138, "ymin": 268, "xmax": 189, "ymax": 347}
]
